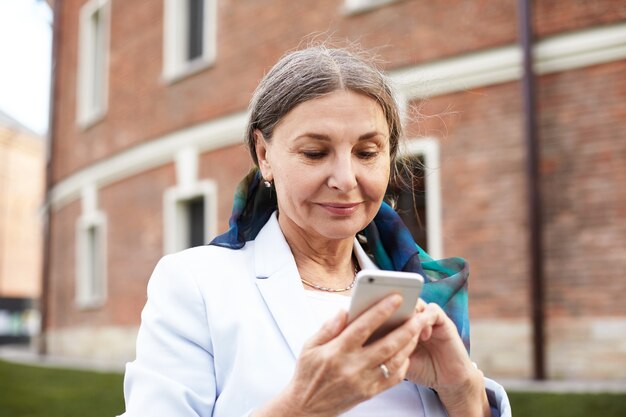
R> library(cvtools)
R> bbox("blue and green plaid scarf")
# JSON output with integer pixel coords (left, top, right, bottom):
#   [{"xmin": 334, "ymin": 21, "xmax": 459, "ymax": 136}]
[{"xmin": 210, "ymin": 169, "xmax": 471, "ymax": 352}]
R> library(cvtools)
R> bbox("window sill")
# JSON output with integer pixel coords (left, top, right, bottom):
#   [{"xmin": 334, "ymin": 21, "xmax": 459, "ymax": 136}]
[
  {"xmin": 77, "ymin": 109, "xmax": 106, "ymax": 131},
  {"xmin": 162, "ymin": 57, "xmax": 215, "ymax": 85},
  {"xmin": 75, "ymin": 297, "xmax": 106, "ymax": 310},
  {"xmin": 342, "ymin": 0, "xmax": 404, "ymax": 16}
]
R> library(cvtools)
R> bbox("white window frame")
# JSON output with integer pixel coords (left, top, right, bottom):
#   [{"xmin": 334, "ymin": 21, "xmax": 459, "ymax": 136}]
[
  {"xmin": 398, "ymin": 138, "xmax": 443, "ymax": 259},
  {"xmin": 75, "ymin": 211, "xmax": 107, "ymax": 309},
  {"xmin": 163, "ymin": 0, "xmax": 217, "ymax": 83},
  {"xmin": 76, "ymin": 0, "xmax": 111, "ymax": 128},
  {"xmin": 343, "ymin": 0, "xmax": 402, "ymax": 14},
  {"xmin": 163, "ymin": 181, "xmax": 218, "ymax": 254}
]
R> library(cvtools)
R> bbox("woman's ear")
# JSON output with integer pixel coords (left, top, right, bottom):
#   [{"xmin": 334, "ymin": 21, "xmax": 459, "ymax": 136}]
[{"xmin": 254, "ymin": 130, "xmax": 272, "ymax": 181}]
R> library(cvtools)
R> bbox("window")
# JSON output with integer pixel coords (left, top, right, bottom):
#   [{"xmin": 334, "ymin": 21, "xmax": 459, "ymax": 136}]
[
  {"xmin": 388, "ymin": 139, "xmax": 443, "ymax": 259},
  {"xmin": 186, "ymin": 197, "xmax": 205, "ymax": 247},
  {"xmin": 164, "ymin": 181, "xmax": 217, "ymax": 254},
  {"xmin": 77, "ymin": 0, "xmax": 110, "ymax": 127},
  {"xmin": 388, "ymin": 155, "xmax": 428, "ymax": 250},
  {"xmin": 179, "ymin": 196, "xmax": 206, "ymax": 248},
  {"xmin": 76, "ymin": 212, "xmax": 107, "ymax": 308},
  {"xmin": 187, "ymin": 0, "xmax": 204, "ymax": 61},
  {"xmin": 163, "ymin": 0, "xmax": 217, "ymax": 82}
]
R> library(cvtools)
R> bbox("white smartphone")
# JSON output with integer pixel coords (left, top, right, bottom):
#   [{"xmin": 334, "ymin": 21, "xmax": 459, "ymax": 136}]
[{"xmin": 348, "ymin": 269, "xmax": 424, "ymax": 345}]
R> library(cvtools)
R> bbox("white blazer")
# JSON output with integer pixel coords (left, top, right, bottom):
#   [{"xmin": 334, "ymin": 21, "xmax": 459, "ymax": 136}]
[{"xmin": 121, "ymin": 213, "xmax": 511, "ymax": 417}]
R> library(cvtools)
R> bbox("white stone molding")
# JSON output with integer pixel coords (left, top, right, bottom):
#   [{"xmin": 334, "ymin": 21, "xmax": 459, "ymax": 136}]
[
  {"xmin": 76, "ymin": 0, "xmax": 111, "ymax": 128},
  {"xmin": 398, "ymin": 138, "xmax": 443, "ymax": 259},
  {"xmin": 390, "ymin": 21, "xmax": 626, "ymax": 101},
  {"xmin": 163, "ymin": 0, "xmax": 218, "ymax": 83},
  {"xmin": 75, "ymin": 184, "xmax": 107, "ymax": 309},
  {"xmin": 163, "ymin": 147, "xmax": 218, "ymax": 255},
  {"xmin": 390, "ymin": 46, "xmax": 523, "ymax": 101},
  {"xmin": 50, "ymin": 111, "xmax": 246, "ymax": 210},
  {"xmin": 533, "ymin": 23, "xmax": 626, "ymax": 74},
  {"xmin": 342, "ymin": 0, "xmax": 402, "ymax": 15},
  {"xmin": 52, "ymin": 23, "xmax": 626, "ymax": 212}
]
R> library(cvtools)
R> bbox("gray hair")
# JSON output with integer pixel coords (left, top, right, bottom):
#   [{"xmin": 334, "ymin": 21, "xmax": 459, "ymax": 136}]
[{"xmin": 245, "ymin": 46, "xmax": 403, "ymax": 186}]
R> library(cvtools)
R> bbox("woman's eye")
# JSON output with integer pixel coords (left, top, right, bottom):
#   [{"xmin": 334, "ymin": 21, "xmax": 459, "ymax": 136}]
[
  {"xmin": 302, "ymin": 151, "xmax": 326, "ymax": 159},
  {"xmin": 357, "ymin": 151, "xmax": 378, "ymax": 159}
]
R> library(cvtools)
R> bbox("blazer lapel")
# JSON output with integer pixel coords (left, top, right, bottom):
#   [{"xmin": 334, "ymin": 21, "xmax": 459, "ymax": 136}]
[{"xmin": 254, "ymin": 213, "xmax": 318, "ymax": 359}]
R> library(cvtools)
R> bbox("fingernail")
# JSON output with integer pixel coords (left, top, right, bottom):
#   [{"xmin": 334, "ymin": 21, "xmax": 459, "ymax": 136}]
[{"xmin": 386, "ymin": 294, "xmax": 402, "ymax": 309}]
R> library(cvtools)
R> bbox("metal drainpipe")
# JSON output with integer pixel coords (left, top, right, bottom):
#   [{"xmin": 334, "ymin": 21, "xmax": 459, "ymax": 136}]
[
  {"xmin": 517, "ymin": 0, "xmax": 546, "ymax": 380},
  {"xmin": 39, "ymin": 0, "xmax": 62, "ymax": 356}
]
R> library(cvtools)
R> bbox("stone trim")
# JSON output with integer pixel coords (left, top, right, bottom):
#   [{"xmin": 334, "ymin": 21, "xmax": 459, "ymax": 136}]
[{"xmin": 51, "ymin": 23, "xmax": 626, "ymax": 211}]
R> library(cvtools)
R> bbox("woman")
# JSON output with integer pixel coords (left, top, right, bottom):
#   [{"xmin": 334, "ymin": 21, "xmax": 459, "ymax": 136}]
[{"xmin": 121, "ymin": 46, "xmax": 511, "ymax": 417}]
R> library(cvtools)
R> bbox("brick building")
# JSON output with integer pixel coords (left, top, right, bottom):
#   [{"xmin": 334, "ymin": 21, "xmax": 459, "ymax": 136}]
[
  {"xmin": 45, "ymin": 0, "xmax": 626, "ymax": 379},
  {"xmin": 0, "ymin": 110, "xmax": 45, "ymax": 343},
  {"xmin": 0, "ymin": 110, "xmax": 44, "ymax": 299}
]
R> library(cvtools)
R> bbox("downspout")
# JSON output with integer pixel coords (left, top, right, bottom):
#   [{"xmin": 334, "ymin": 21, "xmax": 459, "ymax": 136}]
[
  {"xmin": 516, "ymin": 0, "xmax": 545, "ymax": 380},
  {"xmin": 39, "ymin": 0, "xmax": 62, "ymax": 356}
]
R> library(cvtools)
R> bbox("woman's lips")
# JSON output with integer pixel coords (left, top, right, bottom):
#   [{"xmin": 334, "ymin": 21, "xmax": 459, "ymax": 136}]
[{"xmin": 318, "ymin": 202, "xmax": 361, "ymax": 215}]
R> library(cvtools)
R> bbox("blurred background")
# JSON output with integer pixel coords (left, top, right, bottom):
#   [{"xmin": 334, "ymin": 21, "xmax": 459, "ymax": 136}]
[{"xmin": 1, "ymin": 0, "xmax": 625, "ymax": 406}]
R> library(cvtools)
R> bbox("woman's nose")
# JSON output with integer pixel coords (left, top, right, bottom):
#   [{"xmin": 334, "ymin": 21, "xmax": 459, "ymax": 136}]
[{"xmin": 327, "ymin": 154, "xmax": 358, "ymax": 191}]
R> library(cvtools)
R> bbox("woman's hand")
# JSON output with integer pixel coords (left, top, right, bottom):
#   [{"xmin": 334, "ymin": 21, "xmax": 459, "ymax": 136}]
[
  {"xmin": 406, "ymin": 300, "xmax": 491, "ymax": 417},
  {"xmin": 253, "ymin": 294, "xmax": 421, "ymax": 417}
]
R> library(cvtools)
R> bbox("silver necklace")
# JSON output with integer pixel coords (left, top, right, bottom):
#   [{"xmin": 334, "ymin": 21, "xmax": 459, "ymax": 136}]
[{"xmin": 300, "ymin": 262, "xmax": 359, "ymax": 293}]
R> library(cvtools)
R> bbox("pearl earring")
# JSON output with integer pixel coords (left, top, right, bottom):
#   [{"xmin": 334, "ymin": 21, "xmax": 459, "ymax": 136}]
[{"xmin": 263, "ymin": 180, "xmax": 272, "ymax": 188}]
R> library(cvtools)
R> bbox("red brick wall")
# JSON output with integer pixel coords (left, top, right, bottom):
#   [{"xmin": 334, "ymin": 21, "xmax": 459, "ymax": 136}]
[
  {"xmin": 539, "ymin": 61, "xmax": 626, "ymax": 318},
  {"xmin": 99, "ymin": 164, "xmax": 177, "ymax": 326},
  {"xmin": 47, "ymin": 0, "xmax": 626, "ymax": 373},
  {"xmin": 51, "ymin": 0, "xmax": 80, "ymax": 181},
  {"xmin": 407, "ymin": 81, "xmax": 530, "ymax": 320},
  {"xmin": 198, "ymin": 144, "xmax": 253, "ymax": 229},
  {"xmin": 51, "ymin": 0, "xmax": 626, "ymax": 183},
  {"xmin": 46, "ymin": 145, "xmax": 254, "ymax": 329},
  {"xmin": 534, "ymin": 1, "xmax": 626, "ymax": 38},
  {"xmin": 403, "ymin": 60, "xmax": 626, "ymax": 321},
  {"xmin": 47, "ymin": 164, "xmax": 176, "ymax": 329},
  {"xmin": 47, "ymin": 199, "xmax": 80, "ymax": 330}
]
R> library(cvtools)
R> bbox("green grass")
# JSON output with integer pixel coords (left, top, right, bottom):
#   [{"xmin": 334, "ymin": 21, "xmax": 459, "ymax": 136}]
[
  {"xmin": 508, "ymin": 391, "xmax": 626, "ymax": 417},
  {"xmin": 0, "ymin": 360, "xmax": 124, "ymax": 417},
  {"xmin": 1, "ymin": 359, "xmax": 625, "ymax": 417}
]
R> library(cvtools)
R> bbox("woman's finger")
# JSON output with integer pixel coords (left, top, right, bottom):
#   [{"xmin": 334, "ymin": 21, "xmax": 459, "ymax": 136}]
[
  {"xmin": 412, "ymin": 302, "xmax": 468, "ymax": 359},
  {"xmin": 363, "ymin": 312, "xmax": 419, "ymax": 366},
  {"xmin": 415, "ymin": 298, "xmax": 427, "ymax": 313},
  {"xmin": 382, "ymin": 334, "xmax": 418, "ymax": 378},
  {"xmin": 420, "ymin": 323, "xmax": 433, "ymax": 342},
  {"xmin": 340, "ymin": 294, "xmax": 403, "ymax": 347},
  {"xmin": 368, "ymin": 336, "xmax": 417, "ymax": 389},
  {"xmin": 419, "ymin": 303, "xmax": 449, "ymax": 330}
]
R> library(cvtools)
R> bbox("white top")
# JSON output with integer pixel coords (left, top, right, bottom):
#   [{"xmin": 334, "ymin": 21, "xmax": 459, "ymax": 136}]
[{"xmin": 305, "ymin": 290, "xmax": 425, "ymax": 417}]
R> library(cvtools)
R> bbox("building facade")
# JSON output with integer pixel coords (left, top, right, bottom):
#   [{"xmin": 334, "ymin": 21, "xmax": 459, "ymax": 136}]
[
  {"xmin": 46, "ymin": 0, "xmax": 626, "ymax": 379},
  {"xmin": 0, "ymin": 110, "xmax": 45, "ymax": 343},
  {"xmin": 0, "ymin": 111, "xmax": 44, "ymax": 298}
]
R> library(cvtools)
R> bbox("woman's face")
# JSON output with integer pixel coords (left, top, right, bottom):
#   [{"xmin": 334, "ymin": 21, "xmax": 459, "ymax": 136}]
[{"xmin": 256, "ymin": 90, "xmax": 391, "ymax": 242}]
